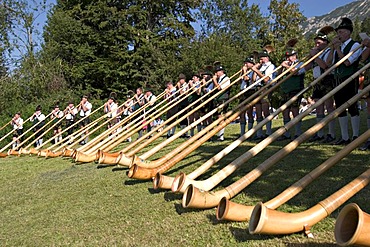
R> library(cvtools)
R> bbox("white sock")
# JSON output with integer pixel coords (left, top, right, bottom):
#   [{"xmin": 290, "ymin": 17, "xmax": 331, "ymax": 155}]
[
  {"xmin": 338, "ymin": 116, "xmax": 349, "ymax": 140},
  {"xmin": 316, "ymin": 115, "xmax": 324, "ymax": 137},
  {"xmin": 350, "ymin": 115, "xmax": 360, "ymax": 138},
  {"xmin": 218, "ymin": 128, "xmax": 225, "ymax": 140}
]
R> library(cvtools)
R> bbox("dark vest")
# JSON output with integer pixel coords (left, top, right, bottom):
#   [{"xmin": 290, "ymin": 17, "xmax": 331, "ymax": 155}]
[{"xmin": 334, "ymin": 40, "xmax": 359, "ymax": 79}]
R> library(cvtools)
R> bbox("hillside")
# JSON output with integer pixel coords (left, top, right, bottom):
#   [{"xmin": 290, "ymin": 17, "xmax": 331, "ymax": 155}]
[{"xmin": 302, "ymin": 0, "xmax": 370, "ymax": 35}]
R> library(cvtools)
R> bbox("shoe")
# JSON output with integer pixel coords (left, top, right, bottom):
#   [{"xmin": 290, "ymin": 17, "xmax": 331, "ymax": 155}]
[
  {"xmin": 292, "ymin": 135, "xmax": 299, "ymax": 139},
  {"xmin": 359, "ymin": 141, "xmax": 370, "ymax": 151},
  {"xmin": 352, "ymin": 136, "xmax": 358, "ymax": 141},
  {"xmin": 322, "ymin": 134, "xmax": 335, "ymax": 143},
  {"xmin": 252, "ymin": 135, "xmax": 263, "ymax": 141},
  {"xmin": 277, "ymin": 135, "xmax": 290, "ymax": 141},
  {"xmin": 333, "ymin": 139, "xmax": 350, "ymax": 145},
  {"xmin": 166, "ymin": 134, "xmax": 173, "ymax": 139},
  {"xmin": 216, "ymin": 136, "xmax": 224, "ymax": 141},
  {"xmin": 309, "ymin": 134, "xmax": 324, "ymax": 142}
]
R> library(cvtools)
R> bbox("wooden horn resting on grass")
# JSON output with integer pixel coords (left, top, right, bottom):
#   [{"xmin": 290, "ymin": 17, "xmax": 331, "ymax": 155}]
[
  {"xmin": 249, "ymin": 167, "xmax": 370, "ymax": 236},
  {"xmin": 335, "ymin": 203, "xmax": 370, "ymax": 246},
  {"xmin": 75, "ymin": 91, "xmax": 167, "ymax": 154},
  {"xmin": 128, "ymin": 52, "xmax": 324, "ymax": 180},
  {"xmin": 128, "ymin": 62, "xmax": 300, "ymax": 180},
  {"xmin": 111, "ymin": 70, "xmax": 246, "ymax": 168},
  {"xmin": 3, "ymin": 112, "xmax": 54, "ymax": 156},
  {"xmin": 155, "ymin": 46, "xmax": 337, "ymax": 190},
  {"xmin": 98, "ymin": 69, "xmax": 244, "ymax": 166},
  {"xmin": 0, "ymin": 115, "xmax": 33, "ymax": 143},
  {"xmin": 180, "ymin": 52, "xmax": 368, "ymax": 209},
  {"xmin": 74, "ymin": 84, "xmax": 199, "ymax": 162},
  {"xmin": 217, "ymin": 128, "xmax": 370, "ymax": 222}
]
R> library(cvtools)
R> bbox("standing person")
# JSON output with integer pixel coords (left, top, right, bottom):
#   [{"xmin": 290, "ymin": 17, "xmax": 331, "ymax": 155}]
[
  {"xmin": 51, "ymin": 105, "xmax": 64, "ymax": 144},
  {"xmin": 64, "ymin": 101, "xmax": 78, "ymax": 143},
  {"xmin": 77, "ymin": 95, "xmax": 92, "ymax": 145},
  {"xmin": 133, "ymin": 88, "xmax": 146, "ymax": 139},
  {"xmin": 177, "ymin": 73, "xmax": 190, "ymax": 138},
  {"xmin": 188, "ymin": 73, "xmax": 202, "ymax": 137},
  {"xmin": 239, "ymin": 56, "xmax": 256, "ymax": 137},
  {"xmin": 30, "ymin": 105, "xmax": 46, "ymax": 147},
  {"xmin": 165, "ymin": 81, "xmax": 178, "ymax": 138},
  {"xmin": 277, "ymin": 48, "xmax": 306, "ymax": 140},
  {"xmin": 308, "ymin": 29, "xmax": 337, "ymax": 143},
  {"xmin": 213, "ymin": 65, "xmax": 231, "ymax": 141},
  {"xmin": 11, "ymin": 112, "xmax": 23, "ymax": 149},
  {"xmin": 122, "ymin": 95, "xmax": 134, "ymax": 142},
  {"xmin": 143, "ymin": 90, "xmax": 156, "ymax": 135},
  {"xmin": 104, "ymin": 96, "xmax": 118, "ymax": 129},
  {"xmin": 200, "ymin": 70, "xmax": 214, "ymax": 130},
  {"xmin": 251, "ymin": 50, "xmax": 276, "ymax": 140},
  {"xmin": 359, "ymin": 38, "xmax": 370, "ymax": 150},
  {"xmin": 327, "ymin": 18, "xmax": 362, "ymax": 145}
]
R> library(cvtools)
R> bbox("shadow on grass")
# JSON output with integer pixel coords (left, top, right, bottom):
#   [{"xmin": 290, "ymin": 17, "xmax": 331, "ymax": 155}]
[
  {"xmin": 205, "ymin": 213, "xmax": 230, "ymax": 225},
  {"xmin": 147, "ymin": 187, "xmax": 167, "ymax": 194},
  {"xmin": 163, "ymin": 191, "xmax": 182, "ymax": 201},
  {"xmin": 174, "ymin": 203, "xmax": 207, "ymax": 215},
  {"xmin": 229, "ymin": 226, "xmax": 277, "ymax": 242},
  {"xmin": 285, "ymin": 243, "xmax": 337, "ymax": 247},
  {"xmin": 123, "ymin": 179, "xmax": 148, "ymax": 185}
]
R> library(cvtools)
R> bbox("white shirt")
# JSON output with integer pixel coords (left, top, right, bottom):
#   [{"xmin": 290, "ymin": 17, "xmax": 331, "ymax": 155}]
[
  {"xmin": 80, "ymin": 101, "xmax": 92, "ymax": 117},
  {"xmin": 66, "ymin": 107, "xmax": 78, "ymax": 120},
  {"xmin": 12, "ymin": 117, "xmax": 23, "ymax": 130},
  {"xmin": 313, "ymin": 48, "xmax": 331, "ymax": 79},
  {"xmin": 256, "ymin": 62, "xmax": 276, "ymax": 84},
  {"xmin": 335, "ymin": 38, "xmax": 362, "ymax": 65},
  {"xmin": 218, "ymin": 74, "xmax": 230, "ymax": 90},
  {"xmin": 32, "ymin": 113, "xmax": 46, "ymax": 122}
]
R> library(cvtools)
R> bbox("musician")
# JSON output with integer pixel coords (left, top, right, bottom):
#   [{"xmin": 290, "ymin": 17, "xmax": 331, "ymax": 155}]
[
  {"xmin": 30, "ymin": 105, "xmax": 46, "ymax": 147},
  {"xmin": 307, "ymin": 30, "xmax": 336, "ymax": 143},
  {"xmin": 78, "ymin": 95, "xmax": 92, "ymax": 145},
  {"xmin": 174, "ymin": 74, "xmax": 189, "ymax": 138},
  {"xmin": 122, "ymin": 95, "xmax": 134, "ymax": 142},
  {"xmin": 200, "ymin": 70, "xmax": 214, "ymax": 130},
  {"xmin": 277, "ymin": 48, "xmax": 306, "ymax": 140},
  {"xmin": 104, "ymin": 96, "xmax": 118, "ymax": 129},
  {"xmin": 251, "ymin": 50, "xmax": 276, "ymax": 140},
  {"xmin": 359, "ymin": 38, "xmax": 370, "ymax": 150},
  {"xmin": 64, "ymin": 102, "xmax": 78, "ymax": 136},
  {"xmin": 11, "ymin": 112, "xmax": 23, "ymax": 149},
  {"xmin": 188, "ymin": 73, "xmax": 202, "ymax": 137},
  {"xmin": 327, "ymin": 18, "xmax": 362, "ymax": 145},
  {"xmin": 239, "ymin": 56, "xmax": 256, "ymax": 137},
  {"xmin": 165, "ymin": 81, "xmax": 178, "ymax": 138},
  {"xmin": 133, "ymin": 87, "xmax": 145, "ymax": 112},
  {"xmin": 144, "ymin": 90, "xmax": 156, "ymax": 135},
  {"xmin": 51, "ymin": 105, "xmax": 64, "ymax": 144},
  {"xmin": 212, "ymin": 65, "xmax": 230, "ymax": 141}
]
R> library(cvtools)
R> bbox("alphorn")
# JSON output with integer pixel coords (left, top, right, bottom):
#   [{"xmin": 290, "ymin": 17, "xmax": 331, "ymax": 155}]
[
  {"xmin": 180, "ymin": 49, "xmax": 367, "ymax": 209},
  {"xmin": 127, "ymin": 46, "xmax": 330, "ymax": 180},
  {"xmin": 61, "ymin": 92, "xmax": 165, "ymax": 159},
  {"xmin": 168, "ymin": 50, "xmax": 353, "ymax": 192},
  {"xmin": 217, "ymin": 128, "xmax": 370, "ymax": 221},
  {"xmin": 249, "ymin": 167, "xmax": 370, "ymax": 236},
  {"xmin": 2, "ymin": 112, "xmax": 53, "ymax": 155},
  {"xmin": 110, "ymin": 69, "xmax": 248, "ymax": 166},
  {"xmin": 74, "ymin": 84, "xmax": 200, "ymax": 161},
  {"xmin": 75, "ymin": 91, "xmax": 166, "ymax": 153},
  {"xmin": 0, "ymin": 120, "xmax": 11, "ymax": 132},
  {"xmin": 335, "ymin": 203, "xmax": 370, "ymax": 246},
  {"xmin": 0, "ymin": 116, "xmax": 33, "ymax": 143},
  {"xmin": 94, "ymin": 70, "xmax": 243, "ymax": 164}
]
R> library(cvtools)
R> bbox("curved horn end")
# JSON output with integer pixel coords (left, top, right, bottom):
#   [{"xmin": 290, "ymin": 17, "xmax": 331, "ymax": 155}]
[
  {"xmin": 182, "ymin": 185, "xmax": 221, "ymax": 209},
  {"xmin": 116, "ymin": 153, "xmax": 132, "ymax": 167},
  {"xmin": 171, "ymin": 172, "xmax": 186, "ymax": 193},
  {"xmin": 0, "ymin": 152, "xmax": 7, "ymax": 158},
  {"xmin": 216, "ymin": 197, "xmax": 252, "ymax": 222},
  {"xmin": 249, "ymin": 202, "xmax": 267, "ymax": 234},
  {"xmin": 335, "ymin": 203, "xmax": 370, "ymax": 246},
  {"xmin": 153, "ymin": 173, "xmax": 174, "ymax": 190}
]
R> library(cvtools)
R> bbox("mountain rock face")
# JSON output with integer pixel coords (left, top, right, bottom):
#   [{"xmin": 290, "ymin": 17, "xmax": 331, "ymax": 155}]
[{"xmin": 301, "ymin": 0, "xmax": 370, "ymax": 35}]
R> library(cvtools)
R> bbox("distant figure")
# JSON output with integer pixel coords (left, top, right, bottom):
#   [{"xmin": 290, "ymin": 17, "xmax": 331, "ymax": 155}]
[
  {"xmin": 30, "ymin": 105, "xmax": 46, "ymax": 147},
  {"xmin": 11, "ymin": 112, "xmax": 23, "ymax": 149},
  {"xmin": 77, "ymin": 95, "xmax": 92, "ymax": 145}
]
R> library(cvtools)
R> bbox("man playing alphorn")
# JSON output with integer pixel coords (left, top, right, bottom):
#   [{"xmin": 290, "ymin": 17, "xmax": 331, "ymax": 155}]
[
  {"xmin": 77, "ymin": 95, "xmax": 92, "ymax": 145},
  {"xmin": 11, "ymin": 112, "xmax": 23, "ymax": 149}
]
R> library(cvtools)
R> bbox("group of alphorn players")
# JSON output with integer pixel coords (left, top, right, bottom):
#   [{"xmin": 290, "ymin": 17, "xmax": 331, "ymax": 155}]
[{"xmin": 1, "ymin": 17, "xmax": 370, "ymax": 244}]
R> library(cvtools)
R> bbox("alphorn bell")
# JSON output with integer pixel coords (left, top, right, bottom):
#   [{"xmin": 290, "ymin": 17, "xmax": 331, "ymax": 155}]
[{"xmin": 335, "ymin": 203, "xmax": 370, "ymax": 247}]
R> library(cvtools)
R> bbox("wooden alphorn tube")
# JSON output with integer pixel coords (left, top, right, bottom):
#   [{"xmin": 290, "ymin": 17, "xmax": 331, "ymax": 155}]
[
  {"xmin": 181, "ymin": 63, "xmax": 370, "ymax": 209},
  {"xmin": 335, "ymin": 203, "xmax": 370, "ymax": 247},
  {"xmin": 249, "ymin": 168, "xmax": 370, "ymax": 235},
  {"xmin": 217, "ymin": 128, "xmax": 370, "ymax": 221}
]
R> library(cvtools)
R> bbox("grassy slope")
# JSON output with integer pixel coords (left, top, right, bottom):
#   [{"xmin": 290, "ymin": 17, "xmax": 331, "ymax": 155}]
[{"xmin": 0, "ymin": 114, "xmax": 369, "ymax": 246}]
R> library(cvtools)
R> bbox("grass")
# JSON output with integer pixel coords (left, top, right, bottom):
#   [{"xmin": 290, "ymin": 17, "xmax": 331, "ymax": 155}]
[{"xmin": 0, "ymin": 112, "xmax": 369, "ymax": 246}]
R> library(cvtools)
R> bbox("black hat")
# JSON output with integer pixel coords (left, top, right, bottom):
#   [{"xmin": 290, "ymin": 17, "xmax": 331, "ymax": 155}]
[
  {"xmin": 200, "ymin": 70, "xmax": 212, "ymax": 76},
  {"xmin": 214, "ymin": 65, "xmax": 225, "ymax": 72},
  {"xmin": 244, "ymin": 56, "xmax": 255, "ymax": 64},
  {"xmin": 258, "ymin": 50, "xmax": 270, "ymax": 58},
  {"xmin": 192, "ymin": 73, "xmax": 201, "ymax": 78},
  {"xmin": 314, "ymin": 32, "xmax": 329, "ymax": 42},
  {"xmin": 54, "ymin": 105, "xmax": 59, "ymax": 108},
  {"xmin": 335, "ymin": 17, "xmax": 353, "ymax": 33},
  {"xmin": 36, "ymin": 105, "xmax": 42, "ymax": 111},
  {"xmin": 178, "ymin": 73, "xmax": 186, "ymax": 80},
  {"xmin": 285, "ymin": 47, "xmax": 297, "ymax": 57}
]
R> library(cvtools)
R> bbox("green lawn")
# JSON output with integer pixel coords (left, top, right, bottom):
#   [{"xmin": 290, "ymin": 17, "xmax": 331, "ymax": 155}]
[{"xmin": 0, "ymin": 114, "xmax": 369, "ymax": 246}]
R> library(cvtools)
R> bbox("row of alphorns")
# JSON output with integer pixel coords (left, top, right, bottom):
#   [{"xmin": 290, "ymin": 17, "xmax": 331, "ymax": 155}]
[{"xmin": 1, "ymin": 36, "xmax": 370, "ymax": 245}]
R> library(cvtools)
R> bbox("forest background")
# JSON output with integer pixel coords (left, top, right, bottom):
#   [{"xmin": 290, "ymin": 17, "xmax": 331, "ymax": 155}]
[{"xmin": 0, "ymin": 0, "xmax": 369, "ymax": 120}]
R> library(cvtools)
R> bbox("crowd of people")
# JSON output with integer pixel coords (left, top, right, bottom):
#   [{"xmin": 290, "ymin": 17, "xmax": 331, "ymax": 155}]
[{"xmin": 3, "ymin": 17, "xmax": 370, "ymax": 151}]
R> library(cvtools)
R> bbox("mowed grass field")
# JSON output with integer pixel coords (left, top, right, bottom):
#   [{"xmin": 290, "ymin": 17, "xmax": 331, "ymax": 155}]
[{"xmin": 0, "ymin": 113, "xmax": 369, "ymax": 246}]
